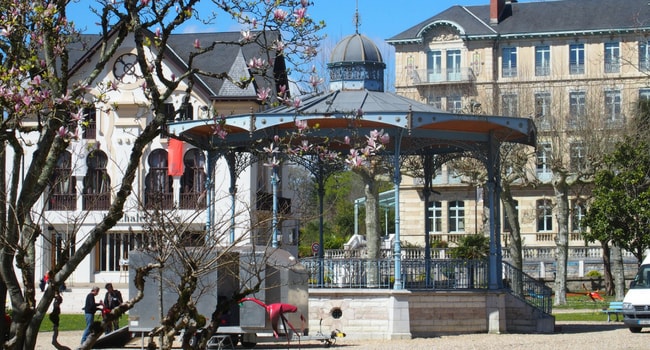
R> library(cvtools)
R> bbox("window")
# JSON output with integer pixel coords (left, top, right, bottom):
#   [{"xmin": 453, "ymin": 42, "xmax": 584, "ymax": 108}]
[
  {"xmin": 82, "ymin": 106, "xmax": 96, "ymax": 139},
  {"xmin": 569, "ymin": 142, "xmax": 585, "ymax": 172},
  {"xmin": 569, "ymin": 91, "xmax": 586, "ymax": 127},
  {"xmin": 536, "ymin": 142, "xmax": 552, "ymax": 180},
  {"xmin": 502, "ymin": 47, "xmax": 517, "ymax": 77},
  {"xmin": 537, "ymin": 199, "xmax": 553, "ymax": 232},
  {"xmin": 446, "ymin": 49, "xmax": 462, "ymax": 81},
  {"xmin": 428, "ymin": 201, "xmax": 442, "ymax": 233},
  {"xmin": 48, "ymin": 151, "xmax": 76, "ymax": 211},
  {"xmin": 535, "ymin": 45, "xmax": 550, "ymax": 76},
  {"xmin": 446, "ymin": 95, "xmax": 462, "ymax": 113},
  {"xmin": 604, "ymin": 42, "xmax": 620, "ymax": 73},
  {"xmin": 180, "ymin": 149, "xmax": 207, "ymax": 209},
  {"xmin": 639, "ymin": 89, "xmax": 650, "ymax": 121},
  {"xmin": 144, "ymin": 149, "xmax": 173, "ymax": 209},
  {"xmin": 83, "ymin": 150, "xmax": 111, "ymax": 210},
  {"xmin": 448, "ymin": 200, "xmax": 465, "ymax": 233},
  {"xmin": 427, "ymin": 94, "xmax": 442, "ymax": 109},
  {"xmin": 427, "ymin": 50, "xmax": 442, "ymax": 82},
  {"xmin": 571, "ymin": 200, "xmax": 586, "ymax": 232},
  {"xmin": 502, "ymin": 94, "xmax": 518, "ymax": 117},
  {"xmin": 503, "ymin": 200, "xmax": 519, "ymax": 234},
  {"xmin": 569, "ymin": 43, "xmax": 585, "ymax": 74},
  {"xmin": 604, "ymin": 89, "xmax": 622, "ymax": 123},
  {"xmin": 640, "ymin": 41, "xmax": 650, "ymax": 72},
  {"xmin": 98, "ymin": 231, "xmax": 154, "ymax": 272},
  {"xmin": 535, "ymin": 92, "xmax": 552, "ymax": 129}
]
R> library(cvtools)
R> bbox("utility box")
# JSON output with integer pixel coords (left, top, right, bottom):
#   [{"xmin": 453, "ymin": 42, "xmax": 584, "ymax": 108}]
[{"xmin": 127, "ymin": 247, "xmax": 309, "ymax": 341}]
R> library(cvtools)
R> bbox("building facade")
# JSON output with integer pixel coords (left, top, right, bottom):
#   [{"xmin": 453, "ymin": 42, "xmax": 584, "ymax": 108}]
[
  {"xmin": 32, "ymin": 31, "xmax": 298, "ymax": 285},
  {"xmin": 386, "ymin": 0, "xmax": 650, "ymax": 252}
]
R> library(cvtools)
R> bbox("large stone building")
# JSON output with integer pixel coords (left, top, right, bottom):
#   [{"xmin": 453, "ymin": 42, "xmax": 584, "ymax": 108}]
[{"xmin": 386, "ymin": 0, "xmax": 650, "ymax": 253}]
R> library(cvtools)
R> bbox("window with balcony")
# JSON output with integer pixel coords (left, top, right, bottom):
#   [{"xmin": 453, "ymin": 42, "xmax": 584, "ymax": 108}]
[
  {"xmin": 428, "ymin": 201, "xmax": 442, "ymax": 233},
  {"xmin": 446, "ymin": 50, "xmax": 462, "ymax": 81},
  {"xmin": 569, "ymin": 43, "xmax": 585, "ymax": 74},
  {"xmin": 446, "ymin": 95, "xmax": 462, "ymax": 113},
  {"xmin": 537, "ymin": 199, "xmax": 553, "ymax": 232},
  {"xmin": 502, "ymin": 94, "xmax": 518, "ymax": 117},
  {"xmin": 427, "ymin": 94, "xmax": 442, "ymax": 109},
  {"xmin": 180, "ymin": 149, "xmax": 206, "ymax": 209},
  {"xmin": 535, "ymin": 92, "xmax": 552, "ymax": 129},
  {"xmin": 83, "ymin": 150, "xmax": 110, "ymax": 210},
  {"xmin": 639, "ymin": 41, "xmax": 650, "ymax": 72},
  {"xmin": 536, "ymin": 142, "xmax": 552, "ymax": 180},
  {"xmin": 569, "ymin": 91, "xmax": 586, "ymax": 127},
  {"xmin": 571, "ymin": 200, "xmax": 586, "ymax": 232},
  {"xmin": 448, "ymin": 200, "xmax": 465, "ymax": 233},
  {"xmin": 144, "ymin": 149, "xmax": 173, "ymax": 209},
  {"xmin": 82, "ymin": 106, "xmax": 96, "ymax": 139},
  {"xmin": 569, "ymin": 142, "xmax": 585, "ymax": 172},
  {"xmin": 427, "ymin": 50, "xmax": 442, "ymax": 82},
  {"xmin": 604, "ymin": 89, "xmax": 622, "ymax": 124},
  {"xmin": 502, "ymin": 47, "xmax": 517, "ymax": 77},
  {"xmin": 48, "ymin": 151, "xmax": 76, "ymax": 211},
  {"xmin": 604, "ymin": 42, "xmax": 620, "ymax": 73},
  {"xmin": 535, "ymin": 45, "xmax": 550, "ymax": 76}
]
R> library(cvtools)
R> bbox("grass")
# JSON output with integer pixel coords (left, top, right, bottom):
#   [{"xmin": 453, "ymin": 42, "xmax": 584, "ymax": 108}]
[{"xmin": 38, "ymin": 315, "xmax": 128, "ymax": 332}]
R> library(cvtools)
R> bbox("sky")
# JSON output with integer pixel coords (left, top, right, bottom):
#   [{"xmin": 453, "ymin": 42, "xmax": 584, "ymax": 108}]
[{"xmin": 67, "ymin": 0, "xmax": 535, "ymax": 89}]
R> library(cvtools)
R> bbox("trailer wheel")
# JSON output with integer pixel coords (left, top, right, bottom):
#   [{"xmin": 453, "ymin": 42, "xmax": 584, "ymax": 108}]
[{"xmin": 629, "ymin": 327, "xmax": 642, "ymax": 333}]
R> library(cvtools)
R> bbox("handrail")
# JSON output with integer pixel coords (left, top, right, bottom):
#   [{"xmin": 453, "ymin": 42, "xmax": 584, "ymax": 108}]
[{"xmin": 502, "ymin": 261, "xmax": 553, "ymax": 314}]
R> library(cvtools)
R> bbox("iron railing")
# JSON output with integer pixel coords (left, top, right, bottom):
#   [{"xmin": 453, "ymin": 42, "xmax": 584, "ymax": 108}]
[
  {"xmin": 301, "ymin": 258, "xmax": 488, "ymax": 290},
  {"xmin": 503, "ymin": 261, "xmax": 553, "ymax": 314}
]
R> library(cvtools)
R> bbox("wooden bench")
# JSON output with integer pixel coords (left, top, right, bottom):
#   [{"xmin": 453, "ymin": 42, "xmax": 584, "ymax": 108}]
[{"xmin": 602, "ymin": 301, "xmax": 624, "ymax": 322}]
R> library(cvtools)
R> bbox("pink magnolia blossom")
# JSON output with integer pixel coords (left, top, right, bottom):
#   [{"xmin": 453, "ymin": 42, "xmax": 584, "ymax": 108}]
[
  {"xmin": 294, "ymin": 7, "xmax": 307, "ymax": 24},
  {"xmin": 155, "ymin": 27, "xmax": 161, "ymax": 38},
  {"xmin": 70, "ymin": 109, "xmax": 84, "ymax": 122},
  {"xmin": 344, "ymin": 135, "xmax": 350, "ymax": 145},
  {"xmin": 141, "ymin": 0, "xmax": 150, "ymax": 6},
  {"xmin": 248, "ymin": 57, "xmax": 266, "ymax": 69},
  {"xmin": 263, "ymin": 142, "xmax": 279, "ymax": 155},
  {"xmin": 309, "ymin": 75, "xmax": 323, "ymax": 89},
  {"xmin": 241, "ymin": 30, "xmax": 253, "ymax": 42},
  {"xmin": 32, "ymin": 75, "xmax": 42, "ymax": 86},
  {"xmin": 56, "ymin": 126, "xmax": 67, "ymax": 138},
  {"xmin": 257, "ymin": 87, "xmax": 271, "ymax": 103},
  {"xmin": 301, "ymin": 0, "xmax": 309, "ymax": 7},
  {"xmin": 278, "ymin": 85, "xmax": 287, "ymax": 97},
  {"xmin": 274, "ymin": 40, "xmax": 285, "ymax": 52},
  {"xmin": 292, "ymin": 97, "xmax": 302, "ymax": 109},
  {"xmin": 295, "ymin": 119, "xmax": 308, "ymax": 131},
  {"xmin": 263, "ymin": 156, "xmax": 280, "ymax": 168},
  {"xmin": 273, "ymin": 9, "xmax": 288, "ymax": 22}
]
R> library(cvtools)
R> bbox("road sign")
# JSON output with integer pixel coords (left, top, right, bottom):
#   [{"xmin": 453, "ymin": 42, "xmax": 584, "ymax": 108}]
[{"xmin": 311, "ymin": 242, "xmax": 320, "ymax": 254}]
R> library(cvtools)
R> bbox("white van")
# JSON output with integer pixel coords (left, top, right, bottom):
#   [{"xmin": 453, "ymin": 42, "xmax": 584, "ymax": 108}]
[{"xmin": 623, "ymin": 255, "xmax": 650, "ymax": 332}]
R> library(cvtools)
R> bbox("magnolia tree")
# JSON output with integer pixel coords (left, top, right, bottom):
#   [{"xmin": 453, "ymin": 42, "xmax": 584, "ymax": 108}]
[{"xmin": 0, "ymin": 1, "xmax": 323, "ymax": 349}]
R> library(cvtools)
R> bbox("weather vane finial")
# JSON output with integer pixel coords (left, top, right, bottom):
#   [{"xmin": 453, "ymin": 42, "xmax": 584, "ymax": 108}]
[{"xmin": 354, "ymin": 0, "xmax": 361, "ymax": 34}]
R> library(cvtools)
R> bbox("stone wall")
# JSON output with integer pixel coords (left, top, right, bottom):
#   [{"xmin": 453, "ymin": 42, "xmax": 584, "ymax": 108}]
[{"xmin": 308, "ymin": 288, "xmax": 554, "ymax": 340}]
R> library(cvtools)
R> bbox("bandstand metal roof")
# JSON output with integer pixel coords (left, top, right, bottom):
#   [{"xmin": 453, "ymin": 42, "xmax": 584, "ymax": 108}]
[{"xmin": 168, "ymin": 89, "xmax": 536, "ymax": 153}]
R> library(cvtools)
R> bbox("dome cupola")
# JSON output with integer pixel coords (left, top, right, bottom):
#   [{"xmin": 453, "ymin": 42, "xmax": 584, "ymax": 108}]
[{"xmin": 327, "ymin": 33, "xmax": 386, "ymax": 92}]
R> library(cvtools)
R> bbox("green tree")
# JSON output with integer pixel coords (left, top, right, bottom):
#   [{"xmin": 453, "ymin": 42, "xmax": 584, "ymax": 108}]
[{"xmin": 583, "ymin": 136, "xmax": 650, "ymax": 266}]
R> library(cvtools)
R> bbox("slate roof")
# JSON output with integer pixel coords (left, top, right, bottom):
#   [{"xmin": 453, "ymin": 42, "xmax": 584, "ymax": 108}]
[
  {"xmin": 67, "ymin": 31, "xmax": 283, "ymax": 99},
  {"xmin": 387, "ymin": 0, "xmax": 650, "ymax": 43}
]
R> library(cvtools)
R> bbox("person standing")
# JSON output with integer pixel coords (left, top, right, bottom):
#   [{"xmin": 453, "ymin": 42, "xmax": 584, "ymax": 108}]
[
  {"xmin": 103, "ymin": 283, "xmax": 123, "ymax": 333},
  {"xmin": 81, "ymin": 286, "xmax": 102, "ymax": 344}
]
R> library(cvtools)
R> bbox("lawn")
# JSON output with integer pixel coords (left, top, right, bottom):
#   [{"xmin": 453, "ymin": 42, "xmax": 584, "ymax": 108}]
[{"xmin": 38, "ymin": 315, "xmax": 128, "ymax": 332}]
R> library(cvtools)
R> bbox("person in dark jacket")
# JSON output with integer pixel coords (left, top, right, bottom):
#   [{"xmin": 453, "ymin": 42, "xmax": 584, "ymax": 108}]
[
  {"xmin": 103, "ymin": 283, "xmax": 123, "ymax": 333},
  {"xmin": 81, "ymin": 286, "xmax": 102, "ymax": 344}
]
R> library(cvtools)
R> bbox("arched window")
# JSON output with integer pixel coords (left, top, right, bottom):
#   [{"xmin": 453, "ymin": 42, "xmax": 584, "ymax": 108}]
[
  {"xmin": 448, "ymin": 200, "xmax": 465, "ymax": 233},
  {"xmin": 180, "ymin": 149, "xmax": 206, "ymax": 209},
  {"xmin": 83, "ymin": 150, "xmax": 110, "ymax": 210},
  {"xmin": 144, "ymin": 149, "xmax": 173, "ymax": 209},
  {"xmin": 48, "ymin": 151, "xmax": 76, "ymax": 210}
]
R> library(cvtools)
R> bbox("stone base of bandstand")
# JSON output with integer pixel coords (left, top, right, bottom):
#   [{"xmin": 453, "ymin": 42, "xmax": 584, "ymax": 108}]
[{"xmin": 308, "ymin": 288, "xmax": 555, "ymax": 340}]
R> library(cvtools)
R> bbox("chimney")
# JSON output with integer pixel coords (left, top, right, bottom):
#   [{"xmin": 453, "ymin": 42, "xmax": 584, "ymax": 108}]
[{"xmin": 490, "ymin": 0, "xmax": 506, "ymax": 25}]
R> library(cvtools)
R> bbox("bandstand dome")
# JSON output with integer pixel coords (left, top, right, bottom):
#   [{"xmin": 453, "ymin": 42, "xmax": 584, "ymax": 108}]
[{"xmin": 329, "ymin": 33, "xmax": 384, "ymax": 66}]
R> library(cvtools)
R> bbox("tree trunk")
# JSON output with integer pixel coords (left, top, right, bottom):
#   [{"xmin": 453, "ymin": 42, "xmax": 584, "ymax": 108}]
[
  {"xmin": 502, "ymin": 186, "xmax": 523, "ymax": 295},
  {"xmin": 553, "ymin": 173, "xmax": 569, "ymax": 305},
  {"xmin": 612, "ymin": 244, "xmax": 626, "ymax": 300},
  {"xmin": 600, "ymin": 241, "xmax": 614, "ymax": 296},
  {"xmin": 364, "ymin": 176, "xmax": 381, "ymax": 286}
]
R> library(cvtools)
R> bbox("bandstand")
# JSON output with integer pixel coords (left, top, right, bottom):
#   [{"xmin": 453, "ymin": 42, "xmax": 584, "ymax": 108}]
[{"xmin": 169, "ymin": 30, "xmax": 550, "ymax": 339}]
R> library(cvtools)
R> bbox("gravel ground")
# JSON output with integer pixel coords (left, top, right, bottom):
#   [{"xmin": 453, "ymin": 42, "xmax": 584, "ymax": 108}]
[{"xmin": 35, "ymin": 321, "xmax": 650, "ymax": 350}]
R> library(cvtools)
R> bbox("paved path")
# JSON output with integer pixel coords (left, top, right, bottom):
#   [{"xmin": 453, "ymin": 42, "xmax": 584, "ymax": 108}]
[{"xmin": 35, "ymin": 321, "xmax": 649, "ymax": 349}]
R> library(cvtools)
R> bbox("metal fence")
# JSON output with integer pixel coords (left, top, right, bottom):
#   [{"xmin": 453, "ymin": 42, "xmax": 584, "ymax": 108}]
[{"xmin": 503, "ymin": 261, "xmax": 553, "ymax": 314}]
